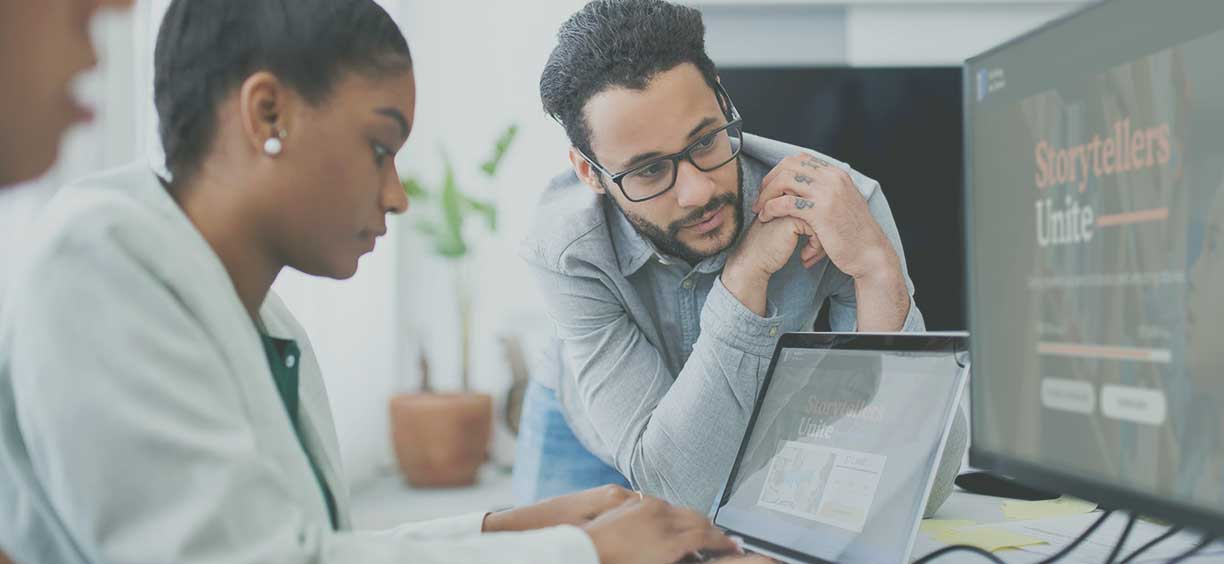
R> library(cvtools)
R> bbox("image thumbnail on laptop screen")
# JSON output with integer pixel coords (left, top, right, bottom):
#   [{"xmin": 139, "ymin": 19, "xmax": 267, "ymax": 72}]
[{"xmin": 714, "ymin": 342, "xmax": 965, "ymax": 563}]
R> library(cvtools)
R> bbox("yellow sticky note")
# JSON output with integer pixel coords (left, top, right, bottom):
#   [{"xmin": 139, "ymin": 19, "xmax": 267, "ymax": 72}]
[
  {"xmin": 920, "ymin": 519, "xmax": 977, "ymax": 535},
  {"xmin": 933, "ymin": 526, "xmax": 1048, "ymax": 552},
  {"xmin": 1002, "ymin": 496, "xmax": 1098, "ymax": 521}
]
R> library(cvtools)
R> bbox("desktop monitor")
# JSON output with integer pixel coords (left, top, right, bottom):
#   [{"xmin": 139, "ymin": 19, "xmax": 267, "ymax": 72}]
[{"xmin": 965, "ymin": 0, "xmax": 1224, "ymax": 533}]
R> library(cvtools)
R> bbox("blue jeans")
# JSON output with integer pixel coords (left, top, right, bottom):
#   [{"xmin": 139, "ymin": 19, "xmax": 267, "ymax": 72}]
[{"xmin": 513, "ymin": 381, "xmax": 630, "ymax": 504}]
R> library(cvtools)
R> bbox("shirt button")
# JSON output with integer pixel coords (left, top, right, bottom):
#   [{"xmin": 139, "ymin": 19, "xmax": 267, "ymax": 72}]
[
  {"xmin": 769, "ymin": 326, "xmax": 779, "ymax": 337},
  {"xmin": 682, "ymin": 279, "xmax": 694, "ymax": 289},
  {"xmin": 285, "ymin": 355, "xmax": 297, "ymax": 368}
]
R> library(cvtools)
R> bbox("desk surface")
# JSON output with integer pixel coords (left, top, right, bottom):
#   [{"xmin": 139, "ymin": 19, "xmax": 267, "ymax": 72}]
[
  {"xmin": 914, "ymin": 489, "xmax": 1224, "ymax": 563},
  {"xmin": 350, "ymin": 469, "xmax": 1223, "ymax": 563}
]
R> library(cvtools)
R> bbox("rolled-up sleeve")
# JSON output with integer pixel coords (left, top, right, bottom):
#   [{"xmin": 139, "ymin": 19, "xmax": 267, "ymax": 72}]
[
  {"xmin": 533, "ymin": 264, "xmax": 780, "ymax": 511},
  {"xmin": 700, "ymin": 276, "xmax": 783, "ymax": 358}
]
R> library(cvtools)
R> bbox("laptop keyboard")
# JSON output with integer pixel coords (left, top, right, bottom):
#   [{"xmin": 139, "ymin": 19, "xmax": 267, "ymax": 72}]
[{"xmin": 680, "ymin": 547, "xmax": 764, "ymax": 562}]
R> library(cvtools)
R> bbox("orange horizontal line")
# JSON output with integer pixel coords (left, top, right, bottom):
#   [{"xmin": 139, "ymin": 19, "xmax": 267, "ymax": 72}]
[
  {"xmin": 1096, "ymin": 207, "xmax": 1169, "ymax": 227},
  {"xmin": 1037, "ymin": 342, "xmax": 1171, "ymax": 363}
]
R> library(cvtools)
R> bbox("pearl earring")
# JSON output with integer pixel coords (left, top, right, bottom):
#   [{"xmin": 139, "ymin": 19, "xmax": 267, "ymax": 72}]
[{"xmin": 263, "ymin": 128, "xmax": 287, "ymax": 157}]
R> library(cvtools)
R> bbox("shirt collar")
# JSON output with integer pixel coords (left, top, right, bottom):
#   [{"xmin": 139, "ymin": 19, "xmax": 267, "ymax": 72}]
[{"xmin": 609, "ymin": 198, "xmax": 657, "ymax": 275}]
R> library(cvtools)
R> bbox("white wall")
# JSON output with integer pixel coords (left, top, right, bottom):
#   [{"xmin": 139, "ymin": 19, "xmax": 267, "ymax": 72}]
[
  {"xmin": 692, "ymin": 1, "xmax": 1087, "ymax": 67},
  {"xmin": 844, "ymin": 2, "xmax": 1085, "ymax": 66},
  {"xmin": 701, "ymin": 5, "xmax": 847, "ymax": 66},
  {"xmin": 387, "ymin": 0, "xmax": 593, "ymax": 471}
]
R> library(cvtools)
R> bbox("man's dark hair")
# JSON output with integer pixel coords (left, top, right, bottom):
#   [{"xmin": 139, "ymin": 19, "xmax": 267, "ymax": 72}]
[
  {"xmin": 154, "ymin": 0, "xmax": 412, "ymax": 184},
  {"xmin": 540, "ymin": 0, "xmax": 721, "ymax": 160}
]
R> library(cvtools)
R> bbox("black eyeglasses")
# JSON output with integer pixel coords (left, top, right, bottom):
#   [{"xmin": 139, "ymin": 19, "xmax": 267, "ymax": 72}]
[{"xmin": 572, "ymin": 88, "xmax": 744, "ymax": 203}]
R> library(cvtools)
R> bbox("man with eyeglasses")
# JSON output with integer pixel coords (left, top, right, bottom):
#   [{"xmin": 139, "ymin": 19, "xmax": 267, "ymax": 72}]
[{"xmin": 515, "ymin": 0, "xmax": 967, "ymax": 517}]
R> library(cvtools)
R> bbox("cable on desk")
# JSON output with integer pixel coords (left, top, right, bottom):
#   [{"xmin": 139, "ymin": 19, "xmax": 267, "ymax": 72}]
[
  {"xmin": 1035, "ymin": 509, "xmax": 1115, "ymax": 564},
  {"xmin": 1165, "ymin": 534, "xmax": 1218, "ymax": 564},
  {"xmin": 910, "ymin": 544, "xmax": 1007, "ymax": 564},
  {"xmin": 1104, "ymin": 512, "xmax": 1137, "ymax": 564},
  {"xmin": 912, "ymin": 509, "xmax": 1116, "ymax": 564},
  {"xmin": 1116, "ymin": 523, "xmax": 1183, "ymax": 564}
]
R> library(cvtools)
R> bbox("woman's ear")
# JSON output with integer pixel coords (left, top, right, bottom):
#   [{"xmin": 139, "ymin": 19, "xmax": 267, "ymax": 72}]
[
  {"xmin": 239, "ymin": 71, "xmax": 293, "ymax": 158},
  {"xmin": 568, "ymin": 147, "xmax": 606, "ymax": 195}
]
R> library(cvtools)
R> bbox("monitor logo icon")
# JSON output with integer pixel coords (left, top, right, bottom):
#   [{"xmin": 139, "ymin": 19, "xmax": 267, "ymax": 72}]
[{"xmin": 977, "ymin": 68, "xmax": 989, "ymax": 101}]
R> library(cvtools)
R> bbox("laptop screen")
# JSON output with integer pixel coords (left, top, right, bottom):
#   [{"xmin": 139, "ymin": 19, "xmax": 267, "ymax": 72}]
[{"xmin": 713, "ymin": 337, "xmax": 966, "ymax": 563}]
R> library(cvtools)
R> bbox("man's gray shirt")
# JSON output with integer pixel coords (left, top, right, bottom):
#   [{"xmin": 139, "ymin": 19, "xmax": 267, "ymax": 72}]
[{"xmin": 520, "ymin": 134, "xmax": 967, "ymax": 515}]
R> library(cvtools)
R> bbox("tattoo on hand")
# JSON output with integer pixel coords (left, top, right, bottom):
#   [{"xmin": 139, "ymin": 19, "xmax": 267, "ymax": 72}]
[
  {"xmin": 802, "ymin": 157, "xmax": 830, "ymax": 170},
  {"xmin": 794, "ymin": 198, "xmax": 815, "ymax": 210},
  {"xmin": 794, "ymin": 173, "xmax": 814, "ymax": 185}
]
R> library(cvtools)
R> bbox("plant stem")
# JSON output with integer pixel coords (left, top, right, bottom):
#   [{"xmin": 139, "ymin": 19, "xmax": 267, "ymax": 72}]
[
  {"xmin": 419, "ymin": 341, "xmax": 432, "ymax": 393},
  {"xmin": 453, "ymin": 261, "xmax": 472, "ymax": 393}
]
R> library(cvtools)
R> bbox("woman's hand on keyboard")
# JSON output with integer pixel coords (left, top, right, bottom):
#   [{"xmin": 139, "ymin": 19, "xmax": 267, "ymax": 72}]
[
  {"xmin": 483, "ymin": 484, "xmax": 637, "ymax": 532},
  {"xmin": 582, "ymin": 493, "xmax": 739, "ymax": 564},
  {"xmin": 705, "ymin": 555, "xmax": 776, "ymax": 563}
]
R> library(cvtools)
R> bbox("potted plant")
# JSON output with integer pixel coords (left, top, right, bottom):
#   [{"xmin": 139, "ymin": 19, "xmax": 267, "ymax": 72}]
[{"xmin": 389, "ymin": 125, "xmax": 518, "ymax": 488}]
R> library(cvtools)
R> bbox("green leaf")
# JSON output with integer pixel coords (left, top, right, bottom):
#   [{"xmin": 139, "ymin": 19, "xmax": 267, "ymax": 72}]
[
  {"xmin": 465, "ymin": 197, "xmax": 498, "ymax": 231},
  {"xmin": 400, "ymin": 126, "xmax": 514, "ymax": 259},
  {"xmin": 414, "ymin": 220, "xmax": 439, "ymax": 238},
  {"xmin": 436, "ymin": 239, "xmax": 468, "ymax": 258},
  {"xmin": 480, "ymin": 124, "xmax": 519, "ymax": 177},
  {"xmin": 402, "ymin": 177, "xmax": 430, "ymax": 201},
  {"xmin": 438, "ymin": 150, "xmax": 468, "ymax": 258}
]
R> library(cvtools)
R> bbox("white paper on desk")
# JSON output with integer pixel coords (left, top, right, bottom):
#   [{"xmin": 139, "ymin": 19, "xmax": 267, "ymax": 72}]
[
  {"xmin": 756, "ymin": 441, "xmax": 886, "ymax": 533},
  {"xmin": 997, "ymin": 513, "xmax": 1224, "ymax": 564}
]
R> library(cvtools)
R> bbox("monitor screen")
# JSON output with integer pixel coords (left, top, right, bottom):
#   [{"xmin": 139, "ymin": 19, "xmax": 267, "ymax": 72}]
[
  {"xmin": 966, "ymin": 0, "xmax": 1224, "ymax": 531},
  {"xmin": 714, "ymin": 337, "xmax": 966, "ymax": 563}
]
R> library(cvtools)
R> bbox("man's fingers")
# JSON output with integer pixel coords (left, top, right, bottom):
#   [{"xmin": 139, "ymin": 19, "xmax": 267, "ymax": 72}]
[
  {"xmin": 805, "ymin": 233, "xmax": 825, "ymax": 257},
  {"xmin": 801, "ymin": 236, "xmax": 826, "ymax": 268},
  {"xmin": 756, "ymin": 161, "xmax": 810, "ymax": 212},
  {"xmin": 755, "ymin": 169, "xmax": 813, "ymax": 214},
  {"xmin": 759, "ymin": 194, "xmax": 819, "ymax": 223},
  {"xmin": 760, "ymin": 153, "xmax": 829, "ymax": 191},
  {"xmin": 758, "ymin": 165, "xmax": 787, "ymax": 199},
  {"xmin": 758, "ymin": 156, "xmax": 798, "ymax": 192},
  {"xmin": 757, "ymin": 154, "xmax": 836, "ymax": 212}
]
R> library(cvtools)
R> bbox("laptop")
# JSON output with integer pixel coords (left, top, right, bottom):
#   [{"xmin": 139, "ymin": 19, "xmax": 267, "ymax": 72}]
[{"xmin": 708, "ymin": 332, "xmax": 969, "ymax": 564}]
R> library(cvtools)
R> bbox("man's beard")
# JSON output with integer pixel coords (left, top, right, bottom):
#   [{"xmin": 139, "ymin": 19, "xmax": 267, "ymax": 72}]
[{"xmin": 608, "ymin": 160, "xmax": 744, "ymax": 265}]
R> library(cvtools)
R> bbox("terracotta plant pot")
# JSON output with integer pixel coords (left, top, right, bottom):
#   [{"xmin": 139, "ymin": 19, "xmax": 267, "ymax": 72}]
[{"xmin": 390, "ymin": 392, "xmax": 492, "ymax": 488}]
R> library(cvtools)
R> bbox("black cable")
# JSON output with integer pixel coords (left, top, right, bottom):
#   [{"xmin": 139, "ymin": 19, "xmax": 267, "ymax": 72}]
[
  {"xmin": 1104, "ymin": 512, "xmax": 1138, "ymax": 564},
  {"xmin": 1116, "ymin": 524, "xmax": 1183, "ymax": 564},
  {"xmin": 913, "ymin": 509, "xmax": 1117, "ymax": 564},
  {"xmin": 1165, "ymin": 534, "xmax": 1218, "ymax": 564},
  {"xmin": 1036, "ymin": 509, "xmax": 1115, "ymax": 564},
  {"xmin": 911, "ymin": 544, "xmax": 1007, "ymax": 564}
]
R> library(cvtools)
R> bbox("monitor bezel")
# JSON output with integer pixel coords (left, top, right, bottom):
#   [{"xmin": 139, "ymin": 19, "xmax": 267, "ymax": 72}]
[{"xmin": 963, "ymin": 0, "xmax": 1224, "ymax": 536}]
